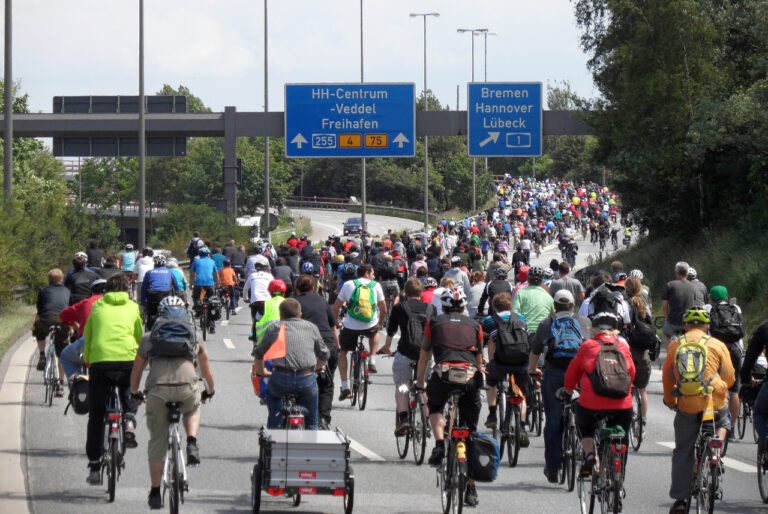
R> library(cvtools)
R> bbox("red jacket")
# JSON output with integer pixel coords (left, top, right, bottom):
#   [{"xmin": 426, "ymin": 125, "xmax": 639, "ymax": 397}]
[
  {"xmin": 564, "ymin": 333, "xmax": 635, "ymax": 410},
  {"xmin": 59, "ymin": 294, "xmax": 104, "ymax": 338}
]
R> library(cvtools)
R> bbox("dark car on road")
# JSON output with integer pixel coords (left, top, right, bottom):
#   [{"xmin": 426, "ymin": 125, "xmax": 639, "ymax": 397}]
[{"xmin": 343, "ymin": 217, "xmax": 363, "ymax": 236}]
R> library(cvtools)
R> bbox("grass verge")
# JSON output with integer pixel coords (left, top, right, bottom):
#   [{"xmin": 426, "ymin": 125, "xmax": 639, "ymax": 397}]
[{"xmin": 0, "ymin": 302, "xmax": 36, "ymax": 362}]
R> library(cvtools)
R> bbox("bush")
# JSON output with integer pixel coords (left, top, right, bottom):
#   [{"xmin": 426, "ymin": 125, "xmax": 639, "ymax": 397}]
[{"xmin": 151, "ymin": 204, "xmax": 251, "ymax": 258}]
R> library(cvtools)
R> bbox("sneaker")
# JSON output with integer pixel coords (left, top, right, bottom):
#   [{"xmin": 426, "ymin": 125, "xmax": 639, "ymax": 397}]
[
  {"xmin": 368, "ymin": 362, "xmax": 377, "ymax": 373},
  {"xmin": 519, "ymin": 428, "xmax": 530, "ymax": 448},
  {"xmin": 338, "ymin": 388, "xmax": 352, "ymax": 401},
  {"xmin": 86, "ymin": 469, "xmax": 102, "ymax": 486},
  {"xmin": 36, "ymin": 354, "xmax": 46, "ymax": 371},
  {"xmin": 148, "ymin": 488, "xmax": 162, "ymax": 510},
  {"xmin": 484, "ymin": 412, "xmax": 498, "ymax": 429},
  {"xmin": 394, "ymin": 417, "xmax": 410, "ymax": 436},
  {"xmin": 187, "ymin": 441, "xmax": 200, "ymax": 466},
  {"xmin": 428, "ymin": 444, "xmax": 445, "ymax": 466},
  {"xmin": 543, "ymin": 467, "xmax": 559, "ymax": 483},
  {"xmin": 318, "ymin": 419, "xmax": 331, "ymax": 430},
  {"xmin": 464, "ymin": 483, "xmax": 479, "ymax": 506},
  {"xmin": 124, "ymin": 420, "xmax": 138, "ymax": 449},
  {"xmin": 55, "ymin": 381, "xmax": 65, "ymax": 398},
  {"xmin": 209, "ymin": 326, "xmax": 216, "ymax": 334},
  {"xmin": 669, "ymin": 499, "xmax": 687, "ymax": 514}
]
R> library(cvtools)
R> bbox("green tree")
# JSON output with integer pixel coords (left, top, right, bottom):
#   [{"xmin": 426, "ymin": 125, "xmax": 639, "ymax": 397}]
[
  {"xmin": 156, "ymin": 84, "xmax": 212, "ymax": 113},
  {"xmin": 77, "ymin": 158, "xmax": 137, "ymax": 241}
]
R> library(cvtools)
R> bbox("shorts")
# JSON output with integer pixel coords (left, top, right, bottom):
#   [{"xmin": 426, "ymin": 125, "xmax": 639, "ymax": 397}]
[
  {"xmin": 662, "ymin": 322, "xmax": 684, "ymax": 340},
  {"xmin": 392, "ymin": 351, "xmax": 433, "ymax": 386},
  {"xmin": 339, "ymin": 326, "xmax": 379, "ymax": 352},
  {"xmin": 631, "ymin": 349, "xmax": 652, "ymax": 389},
  {"xmin": 486, "ymin": 359, "xmax": 530, "ymax": 396},
  {"xmin": 145, "ymin": 383, "xmax": 201, "ymax": 462},
  {"xmin": 726, "ymin": 343, "xmax": 742, "ymax": 393},
  {"xmin": 32, "ymin": 314, "xmax": 70, "ymax": 355},
  {"xmin": 381, "ymin": 280, "xmax": 399, "ymax": 298},
  {"xmin": 575, "ymin": 404, "xmax": 633, "ymax": 440},
  {"xmin": 425, "ymin": 371, "xmax": 482, "ymax": 432}
]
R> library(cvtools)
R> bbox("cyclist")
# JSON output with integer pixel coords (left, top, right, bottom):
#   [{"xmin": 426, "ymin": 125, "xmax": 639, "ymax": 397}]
[
  {"xmin": 129, "ymin": 296, "xmax": 215, "ymax": 510},
  {"xmin": 416, "ymin": 287, "xmax": 482, "ymax": 507},
  {"xmin": 477, "ymin": 267, "xmax": 512, "ymax": 317},
  {"xmin": 32, "ymin": 268, "xmax": 70, "ymax": 379},
  {"xmin": 218, "ymin": 259, "xmax": 239, "ymax": 314},
  {"xmin": 59, "ymin": 279, "xmax": 107, "ymax": 381},
  {"xmin": 661, "ymin": 262, "xmax": 695, "ymax": 347},
  {"xmin": 443, "ymin": 255, "xmax": 471, "ymax": 297},
  {"xmin": 190, "ymin": 247, "xmax": 220, "ymax": 332},
  {"xmin": 687, "ymin": 267, "xmax": 709, "ymax": 306},
  {"xmin": 741, "ymin": 321, "xmax": 768, "ymax": 445},
  {"xmin": 141, "ymin": 255, "xmax": 180, "ymax": 330},
  {"xmin": 662, "ymin": 307, "xmax": 734, "ymax": 514},
  {"xmin": 563, "ymin": 312, "xmax": 635, "ymax": 477},
  {"xmin": 421, "ymin": 276, "xmax": 439, "ymax": 305},
  {"xmin": 120, "ymin": 244, "xmax": 137, "ymax": 280},
  {"xmin": 482, "ymin": 293, "xmax": 531, "ymax": 446},
  {"xmin": 380, "ymin": 278, "xmax": 435, "ymax": 435},
  {"xmin": 165, "ymin": 258, "xmax": 188, "ymax": 306},
  {"xmin": 254, "ymin": 280, "xmax": 287, "ymax": 344},
  {"xmin": 82, "ymin": 274, "xmax": 143, "ymax": 485},
  {"xmin": 378, "ymin": 254, "xmax": 401, "ymax": 314},
  {"xmin": 243, "ymin": 255, "xmax": 274, "ymax": 341},
  {"xmin": 134, "ymin": 247, "xmax": 155, "ymax": 297},
  {"xmin": 610, "ymin": 227, "xmax": 619, "ymax": 249},
  {"xmin": 252, "ymin": 299, "xmax": 330, "ymax": 430},
  {"xmin": 333, "ymin": 264, "xmax": 386, "ymax": 397},
  {"xmin": 65, "ymin": 252, "xmax": 100, "ymax": 306},
  {"xmin": 512, "ymin": 266, "xmax": 555, "ymax": 335},
  {"xmin": 624, "ymin": 277, "xmax": 653, "ymax": 431}
]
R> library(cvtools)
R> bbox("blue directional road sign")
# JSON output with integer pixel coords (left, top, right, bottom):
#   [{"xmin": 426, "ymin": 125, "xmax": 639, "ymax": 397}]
[
  {"xmin": 467, "ymin": 82, "xmax": 542, "ymax": 157},
  {"xmin": 285, "ymin": 83, "xmax": 415, "ymax": 158}
]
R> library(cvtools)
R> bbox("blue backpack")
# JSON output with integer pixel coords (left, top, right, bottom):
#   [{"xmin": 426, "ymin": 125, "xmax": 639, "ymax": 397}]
[{"xmin": 549, "ymin": 315, "xmax": 583, "ymax": 368}]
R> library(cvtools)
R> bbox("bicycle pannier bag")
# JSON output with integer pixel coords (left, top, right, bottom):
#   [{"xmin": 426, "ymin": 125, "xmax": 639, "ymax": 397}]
[{"xmin": 468, "ymin": 433, "xmax": 500, "ymax": 482}]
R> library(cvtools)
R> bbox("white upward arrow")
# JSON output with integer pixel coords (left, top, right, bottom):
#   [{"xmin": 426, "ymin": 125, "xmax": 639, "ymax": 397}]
[
  {"xmin": 291, "ymin": 133, "xmax": 308, "ymax": 148},
  {"xmin": 393, "ymin": 133, "xmax": 410, "ymax": 148},
  {"xmin": 479, "ymin": 132, "xmax": 501, "ymax": 147}
]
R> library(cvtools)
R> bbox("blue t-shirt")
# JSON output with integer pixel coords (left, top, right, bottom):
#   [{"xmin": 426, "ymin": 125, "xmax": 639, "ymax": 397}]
[
  {"xmin": 211, "ymin": 253, "xmax": 226, "ymax": 271},
  {"xmin": 121, "ymin": 251, "xmax": 136, "ymax": 272},
  {"xmin": 191, "ymin": 257, "xmax": 217, "ymax": 286}
]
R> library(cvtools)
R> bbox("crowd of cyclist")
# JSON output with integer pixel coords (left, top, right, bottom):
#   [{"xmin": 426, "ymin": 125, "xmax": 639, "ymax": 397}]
[{"xmin": 29, "ymin": 175, "xmax": 768, "ymax": 512}]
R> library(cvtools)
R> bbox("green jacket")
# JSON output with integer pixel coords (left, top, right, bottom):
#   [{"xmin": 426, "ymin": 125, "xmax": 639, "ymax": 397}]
[
  {"xmin": 83, "ymin": 291, "xmax": 143, "ymax": 364},
  {"xmin": 255, "ymin": 295, "xmax": 285, "ymax": 343}
]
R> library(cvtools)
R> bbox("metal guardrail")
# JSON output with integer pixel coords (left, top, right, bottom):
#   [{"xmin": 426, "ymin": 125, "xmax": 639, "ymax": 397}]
[{"xmin": 284, "ymin": 199, "xmax": 438, "ymax": 222}]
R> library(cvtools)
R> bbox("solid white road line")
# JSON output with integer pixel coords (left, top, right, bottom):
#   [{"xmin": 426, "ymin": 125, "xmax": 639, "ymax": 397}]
[
  {"xmin": 349, "ymin": 438, "xmax": 386, "ymax": 462},
  {"xmin": 0, "ymin": 337, "xmax": 33, "ymax": 513},
  {"xmin": 223, "ymin": 338, "xmax": 235, "ymax": 349},
  {"xmin": 656, "ymin": 442, "xmax": 755, "ymax": 473}
]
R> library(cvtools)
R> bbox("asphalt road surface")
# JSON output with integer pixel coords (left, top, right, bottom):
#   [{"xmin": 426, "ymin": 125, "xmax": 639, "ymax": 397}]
[
  {"xmin": 14, "ymin": 218, "xmax": 767, "ymax": 513},
  {"xmin": 289, "ymin": 208, "xmax": 424, "ymax": 243}
]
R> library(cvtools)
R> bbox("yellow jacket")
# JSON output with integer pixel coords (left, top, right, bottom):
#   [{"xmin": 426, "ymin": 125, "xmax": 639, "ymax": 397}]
[{"xmin": 662, "ymin": 328, "xmax": 735, "ymax": 413}]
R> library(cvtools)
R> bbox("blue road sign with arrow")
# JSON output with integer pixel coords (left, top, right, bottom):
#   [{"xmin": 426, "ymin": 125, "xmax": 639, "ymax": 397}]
[
  {"xmin": 467, "ymin": 82, "xmax": 542, "ymax": 157},
  {"xmin": 285, "ymin": 83, "xmax": 415, "ymax": 158}
]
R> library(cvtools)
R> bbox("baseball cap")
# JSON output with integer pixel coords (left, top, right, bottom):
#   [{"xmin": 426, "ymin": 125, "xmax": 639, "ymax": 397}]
[
  {"xmin": 710, "ymin": 285, "xmax": 728, "ymax": 302},
  {"xmin": 553, "ymin": 289, "xmax": 575, "ymax": 306}
]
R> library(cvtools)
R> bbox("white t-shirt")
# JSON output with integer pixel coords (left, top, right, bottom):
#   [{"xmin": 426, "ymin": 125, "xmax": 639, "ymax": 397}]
[
  {"xmin": 135, "ymin": 256, "xmax": 154, "ymax": 285},
  {"xmin": 243, "ymin": 271, "xmax": 274, "ymax": 303},
  {"xmin": 338, "ymin": 278, "xmax": 385, "ymax": 330}
]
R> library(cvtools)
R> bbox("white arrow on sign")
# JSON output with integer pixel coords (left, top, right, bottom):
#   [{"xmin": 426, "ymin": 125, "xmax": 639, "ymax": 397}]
[
  {"xmin": 393, "ymin": 133, "xmax": 410, "ymax": 148},
  {"xmin": 478, "ymin": 132, "xmax": 501, "ymax": 147},
  {"xmin": 291, "ymin": 133, "xmax": 308, "ymax": 148}
]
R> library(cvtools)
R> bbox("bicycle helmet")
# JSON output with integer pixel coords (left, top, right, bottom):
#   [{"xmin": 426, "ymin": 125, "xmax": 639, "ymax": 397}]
[
  {"xmin": 613, "ymin": 271, "xmax": 627, "ymax": 282},
  {"xmin": 74, "ymin": 251, "xmax": 87, "ymax": 259},
  {"xmin": 492, "ymin": 267, "xmax": 508, "ymax": 280},
  {"xmin": 301, "ymin": 262, "xmax": 314, "ymax": 274},
  {"xmin": 253, "ymin": 254, "xmax": 270, "ymax": 268},
  {"xmin": 198, "ymin": 247, "xmax": 210, "ymax": 256},
  {"xmin": 527, "ymin": 266, "xmax": 545, "ymax": 284},
  {"xmin": 628, "ymin": 269, "xmax": 644, "ymax": 281},
  {"xmin": 125, "ymin": 244, "xmax": 134, "ymax": 251},
  {"xmin": 682, "ymin": 306, "xmax": 710, "ymax": 324},
  {"xmin": 159, "ymin": 296, "xmax": 185, "ymax": 312},
  {"xmin": 349, "ymin": 252, "xmax": 359, "ymax": 260},
  {"xmin": 439, "ymin": 287, "xmax": 467, "ymax": 311},
  {"xmin": 90, "ymin": 279, "xmax": 107, "ymax": 294},
  {"xmin": 153, "ymin": 254, "xmax": 167, "ymax": 267},
  {"xmin": 687, "ymin": 267, "xmax": 697, "ymax": 280},
  {"xmin": 268, "ymin": 279, "xmax": 287, "ymax": 296},
  {"xmin": 591, "ymin": 311, "xmax": 620, "ymax": 330},
  {"xmin": 450, "ymin": 256, "xmax": 463, "ymax": 266},
  {"xmin": 543, "ymin": 268, "xmax": 555, "ymax": 280},
  {"xmin": 142, "ymin": 247, "xmax": 154, "ymax": 257},
  {"xmin": 423, "ymin": 277, "xmax": 438, "ymax": 289},
  {"xmin": 335, "ymin": 255, "xmax": 345, "ymax": 263}
]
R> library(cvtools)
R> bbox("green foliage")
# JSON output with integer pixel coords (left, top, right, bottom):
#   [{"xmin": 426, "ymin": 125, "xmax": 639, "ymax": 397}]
[
  {"xmin": 152, "ymin": 203, "xmax": 251, "ymax": 257},
  {"xmin": 156, "ymin": 84, "xmax": 212, "ymax": 113}
]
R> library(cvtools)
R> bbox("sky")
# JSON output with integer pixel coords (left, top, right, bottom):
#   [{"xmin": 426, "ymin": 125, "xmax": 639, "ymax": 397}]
[{"xmin": 7, "ymin": 0, "xmax": 596, "ymax": 114}]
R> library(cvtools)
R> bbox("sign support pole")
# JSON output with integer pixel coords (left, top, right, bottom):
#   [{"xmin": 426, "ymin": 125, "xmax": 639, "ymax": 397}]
[
  {"xmin": 263, "ymin": 0, "xmax": 271, "ymax": 242},
  {"xmin": 3, "ymin": 0, "xmax": 12, "ymax": 205},
  {"xmin": 360, "ymin": 0, "xmax": 366, "ymax": 239},
  {"xmin": 138, "ymin": 0, "xmax": 146, "ymax": 248}
]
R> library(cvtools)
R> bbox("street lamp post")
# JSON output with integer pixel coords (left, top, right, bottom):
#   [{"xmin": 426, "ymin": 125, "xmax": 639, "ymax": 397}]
[
  {"xmin": 410, "ymin": 12, "xmax": 439, "ymax": 230},
  {"xmin": 263, "ymin": 0, "xmax": 271, "ymax": 241},
  {"xmin": 3, "ymin": 0, "xmax": 12, "ymax": 205},
  {"xmin": 457, "ymin": 28, "xmax": 487, "ymax": 212},
  {"xmin": 138, "ymin": 0, "xmax": 146, "ymax": 248},
  {"xmin": 360, "ymin": 0, "xmax": 366, "ymax": 239}
]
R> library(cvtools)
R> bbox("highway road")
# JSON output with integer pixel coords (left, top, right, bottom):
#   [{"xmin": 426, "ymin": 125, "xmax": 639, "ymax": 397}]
[
  {"xmin": 289, "ymin": 208, "xmax": 424, "ymax": 244},
  {"xmin": 3, "ymin": 213, "xmax": 766, "ymax": 513}
]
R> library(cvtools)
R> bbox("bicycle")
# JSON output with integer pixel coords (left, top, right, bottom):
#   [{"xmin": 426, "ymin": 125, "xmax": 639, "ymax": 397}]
[
  {"xmin": 758, "ymin": 429, "xmax": 768, "ymax": 503},
  {"xmin": 102, "ymin": 372, "xmax": 129, "ymax": 502},
  {"xmin": 492, "ymin": 374, "xmax": 524, "ymax": 467},
  {"xmin": 219, "ymin": 286, "xmax": 233, "ymax": 321},
  {"xmin": 559, "ymin": 391, "xmax": 579, "ymax": 492},
  {"xmin": 686, "ymin": 406, "xmax": 724, "ymax": 514},
  {"xmin": 629, "ymin": 385, "xmax": 643, "ymax": 452},
  {"xmin": 436, "ymin": 390, "xmax": 470, "ymax": 514},
  {"xmin": 395, "ymin": 362, "xmax": 429, "ymax": 465},
  {"xmin": 195, "ymin": 293, "xmax": 214, "ymax": 342},
  {"xmin": 348, "ymin": 335, "xmax": 370, "ymax": 411},
  {"xmin": 528, "ymin": 376, "xmax": 544, "ymax": 437},
  {"xmin": 162, "ymin": 401, "xmax": 189, "ymax": 514},
  {"xmin": 577, "ymin": 416, "xmax": 628, "ymax": 514},
  {"xmin": 43, "ymin": 324, "xmax": 62, "ymax": 407},
  {"xmin": 738, "ymin": 379, "xmax": 763, "ymax": 443}
]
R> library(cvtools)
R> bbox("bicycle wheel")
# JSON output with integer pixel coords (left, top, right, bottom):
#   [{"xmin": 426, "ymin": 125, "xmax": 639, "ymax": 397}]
[
  {"xmin": 292, "ymin": 493, "xmax": 301, "ymax": 506},
  {"xmin": 599, "ymin": 451, "xmax": 610, "ymax": 514},
  {"xmin": 559, "ymin": 425, "xmax": 569, "ymax": 485},
  {"xmin": 44, "ymin": 356, "xmax": 54, "ymax": 407},
  {"xmin": 695, "ymin": 447, "xmax": 715, "ymax": 514},
  {"xmin": 758, "ymin": 440, "xmax": 768, "ymax": 503},
  {"xmin": 225, "ymin": 300, "xmax": 230, "ymax": 321},
  {"xmin": 108, "ymin": 439, "xmax": 118, "ymax": 502},
  {"xmin": 343, "ymin": 473, "xmax": 354, "ymax": 514},
  {"xmin": 169, "ymin": 440, "xmax": 180, "ymax": 514},
  {"xmin": 395, "ymin": 411, "xmax": 410, "ymax": 459},
  {"xmin": 349, "ymin": 353, "xmax": 358, "ymax": 406},
  {"xmin": 495, "ymin": 389, "xmax": 506, "ymax": 453},
  {"xmin": 507, "ymin": 408, "xmax": 521, "ymax": 467},
  {"xmin": 251, "ymin": 463, "xmax": 262, "ymax": 513},
  {"xmin": 754, "ymin": 410, "xmax": 760, "ymax": 444},
  {"xmin": 455, "ymin": 462, "xmax": 465, "ymax": 514},
  {"xmin": 567, "ymin": 427, "xmax": 578, "ymax": 492},
  {"xmin": 440, "ymin": 449, "xmax": 452, "ymax": 514},
  {"xmin": 630, "ymin": 388, "xmax": 643, "ymax": 451},
  {"xmin": 413, "ymin": 397, "xmax": 428, "ymax": 465},
  {"xmin": 737, "ymin": 401, "xmax": 746, "ymax": 439},
  {"xmin": 357, "ymin": 356, "xmax": 368, "ymax": 411},
  {"xmin": 201, "ymin": 309, "xmax": 207, "ymax": 341},
  {"xmin": 536, "ymin": 392, "xmax": 544, "ymax": 437},
  {"xmin": 577, "ymin": 474, "xmax": 591, "ymax": 514}
]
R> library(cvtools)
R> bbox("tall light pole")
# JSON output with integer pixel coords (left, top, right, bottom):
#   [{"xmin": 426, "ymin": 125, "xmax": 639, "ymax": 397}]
[
  {"xmin": 138, "ymin": 0, "xmax": 146, "ymax": 248},
  {"xmin": 410, "ymin": 12, "xmax": 439, "ymax": 230},
  {"xmin": 457, "ymin": 28, "xmax": 487, "ymax": 212},
  {"xmin": 360, "ymin": 0, "xmax": 366, "ymax": 238},
  {"xmin": 3, "ymin": 0, "xmax": 12, "ymax": 204},
  {"xmin": 263, "ymin": 0, "xmax": 271, "ymax": 241},
  {"xmin": 482, "ymin": 31, "xmax": 496, "ymax": 174}
]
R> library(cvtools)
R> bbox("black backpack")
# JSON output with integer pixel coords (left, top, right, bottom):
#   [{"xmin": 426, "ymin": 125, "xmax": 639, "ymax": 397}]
[
  {"xmin": 588, "ymin": 339, "xmax": 632, "ymax": 399},
  {"xmin": 709, "ymin": 302, "xmax": 746, "ymax": 344},
  {"xmin": 400, "ymin": 301, "xmax": 434, "ymax": 358},
  {"xmin": 589, "ymin": 284, "xmax": 625, "ymax": 328},
  {"xmin": 626, "ymin": 304, "xmax": 656, "ymax": 352},
  {"xmin": 490, "ymin": 312, "xmax": 530, "ymax": 365},
  {"xmin": 186, "ymin": 237, "xmax": 200, "ymax": 258},
  {"xmin": 148, "ymin": 307, "xmax": 198, "ymax": 361}
]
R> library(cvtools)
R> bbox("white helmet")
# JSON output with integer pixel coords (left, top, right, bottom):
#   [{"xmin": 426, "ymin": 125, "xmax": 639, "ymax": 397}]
[
  {"xmin": 439, "ymin": 287, "xmax": 467, "ymax": 311},
  {"xmin": 158, "ymin": 296, "xmax": 185, "ymax": 312}
]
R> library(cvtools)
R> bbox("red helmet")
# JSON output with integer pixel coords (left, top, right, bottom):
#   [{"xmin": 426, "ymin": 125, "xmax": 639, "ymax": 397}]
[{"xmin": 268, "ymin": 279, "xmax": 287, "ymax": 296}]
